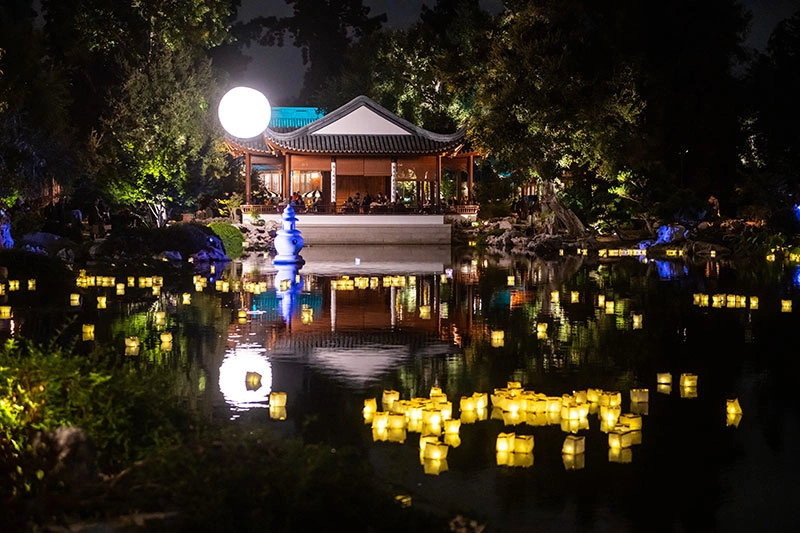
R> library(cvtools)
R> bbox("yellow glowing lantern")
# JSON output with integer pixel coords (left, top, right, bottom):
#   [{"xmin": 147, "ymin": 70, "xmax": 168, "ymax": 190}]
[
  {"xmin": 159, "ymin": 332, "xmax": 173, "ymax": 344},
  {"xmin": 727, "ymin": 413, "xmax": 743, "ymax": 428},
  {"xmin": 155, "ymin": 311, "xmax": 166, "ymax": 326},
  {"xmin": 429, "ymin": 386, "xmax": 443, "ymax": 397},
  {"xmin": 600, "ymin": 405, "xmax": 621, "ymax": 426},
  {"xmin": 605, "ymin": 301, "xmax": 615, "ymax": 315},
  {"xmin": 422, "ymin": 458, "xmax": 448, "ymax": 475},
  {"xmin": 749, "ymin": 296, "xmax": 759, "ymax": 310},
  {"xmin": 680, "ymin": 386, "xmax": 698, "ymax": 399},
  {"xmin": 496, "ymin": 451, "xmax": 511, "ymax": 467},
  {"xmin": 423, "ymin": 442, "xmax": 449, "ymax": 461},
  {"xmin": 269, "ymin": 391, "xmax": 287, "ymax": 407},
  {"xmin": 386, "ymin": 413, "xmax": 405, "ymax": 430},
  {"xmin": 726, "ymin": 398, "xmax": 743, "ymax": 415},
  {"xmin": 115, "ymin": 283, "xmax": 125, "ymax": 295},
  {"xmin": 630, "ymin": 388, "xmax": 649, "ymax": 404},
  {"xmin": 562, "ymin": 435, "xmax": 586, "ymax": 455},
  {"xmin": 459, "ymin": 396, "xmax": 476, "ymax": 412},
  {"xmin": 195, "ymin": 282, "xmax": 204, "ymax": 292},
  {"xmin": 679, "ymin": 373, "xmax": 698, "ymax": 387},
  {"xmin": 125, "ymin": 276, "xmax": 134, "ymax": 287},
  {"xmin": 238, "ymin": 310, "xmax": 247, "ymax": 320},
  {"xmin": 657, "ymin": 372, "xmax": 672, "ymax": 385},
  {"xmin": 150, "ymin": 285, "xmax": 160, "ymax": 296},
  {"xmin": 0, "ymin": 306, "xmax": 11, "ymax": 319},
  {"xmin": 124, "ymin": 336, "xmax": 140, "ymax": 356},
  {"xmin": 382, "ymin": 390, "xmax": 400, "ymax": 409},
  {"xmin": 0, "ymin": 284, "xmax": 4, "ymax": 295},
  {"xmin": 27, "ymin": 279, "xmax": 36, "ymax": 291},
  {"xmin": 597, "ymin": 294, "xmax": 605, "ymax": 307},
  {"xmin": 619, "ymin": 413, "xmax": 643, "ymax": 430},
  {"xmin": 608, "ymin": 429, "xmax": 634, "ymax": 449},
  {"xmin": 609, "ymin": 447, "xmax": 633, "ymax": 463},
  {"xmin": 364, "ymin": 397, "xmax": 378, "ymax": 417},
  {"xmin": 95, "ymin": 296, "xmax": 107, "ymax": 309},
  {"xmin": 570, "ymin": 291, "xmax": 580, "ymax": 304},
  {"xmin": 270, "ymin": 405, "xmax": 287, "ymax": 420},
  {"xmin": 419, "ymin": 305, "xmax": 431, "ymax": 319},
  {"xmin": 600, "ymin": 391, "xmax": 622, "ymax": 407},
  {"xmin": 81, "ymin": 323, "xmax": 95, "ymax": 341},
  {"xmin": 781, "ymin": 300, "xmax": 792, "ymax": 313},
  {"xmin": 507, "ymin": 275, "xmax": 515, "ymax": 287},
  {"xmin": 586, "ymin": 388, "xmax": 602, "ymax": 403},
  {"xmin": 473, "ymin": 392, "xmax": 489, "ymax": 410},
  {"xmin": 632, "ymin": 314, "xmax": 643, "ymax": 329},
  {"xmin": 372, "ymin": 412, "xmax": 389, "ymax": 430},
  {"xmin": 70, "ymin": 293, "xmax": 81, "ymax": 306},
  {"xmin": 443, "ymin": 419, "xmax": 461, "ymax": 435},
  {"xmin": 8, "ymin": 280, "xmax": 19, "ymax": 291},
  {"xmin": 536, "ymin": 322, "xmax": 548, "ymax": 339},
  {"xmin": 496, "ymin": 432, "xmax": 515, "ymax": 453},
  {"xmin": 562, "ymin": 452, "xmax": 585, "ymax": 471},
  {"xmin": 551, "ymin": 290, "xmax": 560, "ymax": 303},
  {"xmin": 182, "ymin": 293, "xmax": 191, "ymax": 305},
  {"xmin": 491, "ymin": 330, "xmax": 504, "ymax": 347}
]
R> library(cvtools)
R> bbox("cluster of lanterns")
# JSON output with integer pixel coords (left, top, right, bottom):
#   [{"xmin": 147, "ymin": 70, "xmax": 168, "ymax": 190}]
[
  {"xmin": 693, "ymin": 292, "xmax": 793, "ymax": 312},
  {"xmin": 332, "ymin": 275, "xmax": 419, "ymax": 291},
  {"xmin": 365, "ymin": 373, "xmax": 743, "ymax": 476},
  {"xmin": 0, "ymin": 278, "xmax": 37, "ymax": 320}
]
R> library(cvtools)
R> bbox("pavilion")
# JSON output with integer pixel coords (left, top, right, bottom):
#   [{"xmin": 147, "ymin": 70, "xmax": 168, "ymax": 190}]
[{"xmin": 223, "ymin": 95, "xmax": 479, "ymax": 219}]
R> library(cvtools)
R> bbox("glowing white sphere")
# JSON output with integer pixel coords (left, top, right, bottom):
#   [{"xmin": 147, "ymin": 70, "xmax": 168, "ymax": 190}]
[{"xmin": 218, "ymin": 87, "xmax": 272, "ymax": 138}]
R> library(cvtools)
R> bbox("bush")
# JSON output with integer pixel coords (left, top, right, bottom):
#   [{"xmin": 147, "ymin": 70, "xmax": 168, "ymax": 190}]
[{"xmin": 208, "ymin": 222, "xmax": 244, "ymax": 259}]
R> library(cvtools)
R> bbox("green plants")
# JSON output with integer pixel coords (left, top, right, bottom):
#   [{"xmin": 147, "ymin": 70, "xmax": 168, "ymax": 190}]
[{"xmin": 207, "ymin": 222, "xmax": 244, "ymax": 259}]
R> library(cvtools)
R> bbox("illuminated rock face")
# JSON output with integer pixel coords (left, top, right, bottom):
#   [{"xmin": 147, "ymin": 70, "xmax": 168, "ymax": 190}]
[{"xmin": 273, "ymin": 204, "xmax": 304, "ymax": 264}]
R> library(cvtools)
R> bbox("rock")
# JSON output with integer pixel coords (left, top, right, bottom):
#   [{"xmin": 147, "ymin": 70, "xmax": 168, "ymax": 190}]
[
  {"xmin": 34, "ymin": 426, "xmax": 99, "ymax": 491},
  {"xmin": 654, "ymin": 224, "xmax": 687, "ymax": 244}
]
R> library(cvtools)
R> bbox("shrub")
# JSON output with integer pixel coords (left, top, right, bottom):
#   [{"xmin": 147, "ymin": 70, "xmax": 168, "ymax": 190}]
[{"xmin": 208, "ymin": 222, "xmax": 244, "ymax": 259}]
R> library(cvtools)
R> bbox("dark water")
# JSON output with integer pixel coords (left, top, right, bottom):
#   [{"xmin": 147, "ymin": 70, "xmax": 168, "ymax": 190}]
[{"xmin": 2, "ymin": 245, "xmax": 800, "ymax": 532}]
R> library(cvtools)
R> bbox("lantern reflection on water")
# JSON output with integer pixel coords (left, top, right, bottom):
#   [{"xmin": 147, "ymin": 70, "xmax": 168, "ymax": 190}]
[
  {"xmin": 657, "ymin": 384, "xmax": 673, "ymax": 395},
  {"xmin": 562, "ymin": 452, "xmax": 586, "ymax": 471},
  {"xmin": 491, "ymin": 330, "xmax": 504, "ymax": 347},
  {"xmin": 726, "ymin": 398, "xmax": 743, "ymax": 415},
  {"xmin": 0, "ymin": 306, "xmax": 11, "ymax": 319},
  {"xmin": 81, "ymin": 324, "xmax": 95, "ymax": 341},
  {"xmin": 423, "ymin": 458, "xmax": 448, "ymax": 475},
  {"xmin": 562, "ymin": 435, "xmax": 585, "ymax": 455},
  {"xmin": 609, "ymin": 447, "xmax": 633, "ymax": 463},
  {"xmin": 96, "ymin": 296, "xmax": 107, "ymax": 309},
  {"xmin": 124, "ymin": 336, "xmax": 140, "ymax": 356},
  {"xmin": 680, "ymin": 386, "xmax": 698, "ymax": 399},
  {"xmin": 70, "ymin": 293, "xmax": 81, "ymax": 306},
  {"xmin": 630, "ymin": 388, "xmax": 649, "ymax": 403},
  {"xmin": 727, "ymin": 413, "xmax": 743, "ymax": 428}
]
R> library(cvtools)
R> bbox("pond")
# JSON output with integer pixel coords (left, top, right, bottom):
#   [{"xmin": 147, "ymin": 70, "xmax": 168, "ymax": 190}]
[{"xmin": 2, "ymin": 244, "xmax": 799, "ymax": 531}]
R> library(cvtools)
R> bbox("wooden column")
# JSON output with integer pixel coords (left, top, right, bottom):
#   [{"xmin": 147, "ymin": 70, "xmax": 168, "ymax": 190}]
[
  {"xmin": 390, "ymin": 159, "xmax": 397, "ymax": 203},
  {"xmin": 283, "ymin": 154, "xmax": 292, "ymax": 200},
  {"xmin": 468, "ymin": 155, "xmax": 474, "ymax": 203},
  {"xmin": 245, "ymin": 152, "xmax": 252, "ymax": 204},
  {"xmin": 330, "ymin": 157, "xmax": 337, "ymax": 206}
]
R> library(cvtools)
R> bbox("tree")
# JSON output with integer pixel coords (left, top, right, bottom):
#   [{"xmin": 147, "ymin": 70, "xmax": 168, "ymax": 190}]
[
  {"xmin": 100, "ymin": 46, "xmax": 227, "ymax": 227},
  {"xmin": 255, "ymin": 0, "xmax": 386, "ymax": 104}
]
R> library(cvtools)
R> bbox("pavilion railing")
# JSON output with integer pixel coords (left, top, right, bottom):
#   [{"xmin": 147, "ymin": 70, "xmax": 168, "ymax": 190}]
[{"xmin": 241, "ymin": 203, "xmax": 480, "ymax": 216}]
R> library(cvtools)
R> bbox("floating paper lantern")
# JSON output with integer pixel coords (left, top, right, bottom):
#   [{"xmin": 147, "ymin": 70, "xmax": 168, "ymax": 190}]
[
  {"xmin": 81, "ymin": 323, "xmax": 95, "ymax": 340},
  {"xmin": 419, "ymin": 305, "xmax": 431, "ymax": 319},
  {"xmin": 562, "ymin": 435, "xmax": 586, "ymax": 455},
  {"xmin": 679, "ymin": 373, "xmax": 698, "ymax": 387},
  {"xmin": 363, "ymin": 398, "xmax": 378, "ymax": 417},
  {"xmin": 460, "ymin": 395, "xmax": 476, "ymax": 412},
  {"xmin": 0, "ymin": 306, "xmax": 11, "ymax": 319},
  {"xmin": 387, "ymin": 428, "xmax": 406, "ymax": 443},
  {"xmin": 749, "ymin": 296, "xmax": 758, "ymax": 310},
  {"xmin": 587, "ymin": 388, "xmax": 602, "ymax": 403},
  {"xmin": 597, "ymin": 294, "xmax": 605, "ymax": 307},
  {"xmin": 245, "ymin": 371, "xmax": 262, "ymax": 392},
  {"xmin": 630, "ymin": 388, "xmax": 649, "ymax": 403},
  {"xmin": 182, "ymin": 293, "xmax": 191, "ymax": 305},
  {"xmin": 443, "ymin": 433, "xmax": 461, "ymax": 448},
  {"xmin": 473, "ymin": 392, "xmax": 488, "ymax": 410},
  {"xmin": 608, "ymin": 429, "xmax": 634, "ymax": 449},
  {"xmin": 423, "ymin": 442, "xmax": 449, "ymax": 461},
  {"xmin": 443, "ymin": 418, "xmax": 461, "ymax": 435},
  {"xmin": 422, "ymin": 457, "xmax": 448, "ymax": 475},
  {"xmin": 8, "ymin": 280, "xmax": 19, "ymax": 291},
  {"xmin": 160, "ymin": 332, "xmax": 173, "ymax": 344},
  {"xmin": 491, "ymin": 330, "xmax": 504, "ymax": 347},
  {"xmin": 496, "ymin": 432, "xmax": 515, "ymax": 453},
  {"xmin": 269, "ymin": 405, "xmax": 287, "ymax": 420},
  {"xmin": 600, "ymin": 391, "xmax": 622, "ymax": 407},
  {"xmin": 551, "ymin": 290, "xmax": 560, "ymax": 303},
  {"xmin": 114, "ymin": 283, "xmax": 124, "ymax": 295},
  {"xmin": 562, "ymin": 452, "xmax": 586, "ymax": 471},
  {"xmin": 726, "ymin": 398, "xmax": 743, "ymax": 415},
  {"xmin": 726, "ymin": 413, "xmax": 743, "ymax": 428},
  {"xmin": 70, "ymin": 293, "xmax": 81, "ymax": 306},
  {"xmin": 605, "ymin": 301, "xmax": 615, "ymax": 314},
  {"xmin": 507, "ymin": 275, "xmax": 515, "ymax": 286},
  {"xmin": 571, "ymin": 291, "xmax": 580, "ymax": 304},
  {"xmin": 269, "ymin": 391, "xmax": 287, "ymax": 407},
  {"xmin": 656, "ymin": 372, "xmax": 672, "ymax": 385},
  {"xmin": 96, "ymin": 296, "xmax": 107, "ymax": 309},
  {"xmin": 151, "ymin": 286, "xmax": 161, "ymax": 296},
  {"xmin": 382, "ymin": 390, "xmax": 400, "ymax": 408},
  {"xmin": 388, "ymin": 413, "xmax": 406, "ymax": 430},
  {"xmin": 608, "ymin": 447, "xmax": 633, "ymax": 463},
  {"xmin": 781, "ymin": 300, "xmax": 792, "ymax": 313},
  {"xmin": 124, "ymin": 336, "xmax": 140, "ymax": 356},
  {"xmin": 537, "ymin": 322, "xmax": 548, "ymax": 339},
  {"xmin": 619, "ymin": 413, "xmax": 643, "ymax": 430},
  {"xmin": 28, "ymin": 279, "xmax": 36, "ymax": 291},
  {"xmin": 632, "ymin": 314, "xmax": 642, "ymax": 329},
  {"xmin": 155, "ymin": 311, "xmax": 166, "ymax": 326}
]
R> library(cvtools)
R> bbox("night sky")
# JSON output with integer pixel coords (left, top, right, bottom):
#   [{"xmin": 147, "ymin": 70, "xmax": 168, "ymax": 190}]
[{"xmin": 237, "ymin": 0, "xmax": 799, "ymax": 105}]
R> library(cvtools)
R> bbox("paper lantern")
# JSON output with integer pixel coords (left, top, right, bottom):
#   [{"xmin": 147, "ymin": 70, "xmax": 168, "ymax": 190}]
[
  {"xmin": 444, "ymin": 419, "xmax": 461, "ymax": 434},
  {"xmin": 382, "ymin": 390, "xmax": 400, "ymax": 408},
  {"xmin": 571, "ymin": 291, "xmax": 580, "ymax": 304},
  {"xmin": 562, "ymin": 452, "xmax": 586, "ymax": 471},
  {"xmin": 587, "ymin": 388, "xmax": 603, "ymax": 403},
  {"xmin": 562, "ymin": 435, "xmax": 586, "ymax": 455},
  {"xmin": 387, "ymin": 413, "xmax": 406, "ymax": 430},
  {"xmin": 608, "ymin": 447, "xmax": 633, "ymax": 463},
  {"xmin": 496, "ymin": 432, "xmax": 515, "ymax": 452},
  {"xmin": 749, "ymin": 296, "xmax": 759, "ymax": 310},
  {"xmin": 657, "ymin": 372, "xmax": 672, "ymax": 385},
  {"xmin": 679, "ymin": 373, "xmax": 698, "ymax": 387},
  {"xmin": 605, "ymin": 301, "xmax": 615, "ymax": 314},
  {"xmin": 507, "ymin": 275, "xmax": 515, "ymax": 286},
  {"xmin": 422, "ymin": 457, "xmax": 448, "ymax": 475},
  {"xmin": 27, "ymin": 279, "xmax": 36, "ymax": 291},
  {"xmin": 182, "ymin": 293, "xmax": 191, "ymax": 305},
  {"xmin": 573, "ymin": 390, "xmax": 588, "ymax": 404},
  {"xmin": 472, "ymin": 392, "xmax": 488, "ymax": 410},
  {"xmin": 8, "ymin": 280, "xmax": 19, "ymax": 291},
  {"xmin": 551, "ymin": 290, "xmax": 560, "ymax": 303},
  {"xmin": 546, "ymin": 397, "xmax": 562, "ymax": 413},
  {"xmin": 160, "ymin": 332, "xmax": 173, "ymax": 344},
  {"xmin": 781, "ymin": 299, "xmax": 792, "ymax": 312},
  {"xmin": 269, "ymin": 405, "xmax": 287, "ymax": 420},
  {"xmin": 491, "ymin": 330, "xmax": 504, "ymax": 347},
  {"xmin": 70, "ymin": 293, "xmax": 81, "ymax": 306},
  {"xmin": 155, "ymin": 311, "xmax": 166, "ymax": 326},
  {"xmin": 459, "ymin": 396, "xmax": 476, "ymax": 412},
  {"xmin": 443, "ymin": 433, "xmax": 461, "ymax": 448},
  {"xmin": 363, "ymin": 397, "xmax": 378, "ymax": 416},
  {"xmin": 423, "ymin": 442, "xmax": 449, "ymax": 461},
  {"xmin": 419, "ymin": 306, "xmax": 431, "ymax": 319},
  {"xmin": 600, "ymin": 391, "xmax": 622, "ymax": 407},
  {"xmin": 269, "ymin": 391, "xmax": 287, "ymax": 407},
  {"xmin": 608, "ymin": 429, "xmax": 634, "ymax": 449},
  {"xmin": 81, "ymin": 323, "xmax": 95, "ymax": 341},
  {"xmin": 619, "ymin": 413, "xmax": 643, "ymax": 430},
  {"xmin": 536, "ymin": 322, "xmax": 548, "ymax": 339},
  {"xmin": 630, "ymin": 389, "xmax": 649, "ymax": 403},
  {"xmin": 632, "ymin": 314, "xmax": 642, "ymax": 329},
  {"xmin": 124, "ymin": 336, "xmax": 140, "ymax": 356},
  {"xmin": 0, "ymin": 306, "xmax": 11, "ymax": 319},
  {"xmin": 726, "ymin": 398, "xmax": 743, "ymax": 415},
  {"xmin": 726, "ymin": 413, "xmax": 743, "ymax": 428}
]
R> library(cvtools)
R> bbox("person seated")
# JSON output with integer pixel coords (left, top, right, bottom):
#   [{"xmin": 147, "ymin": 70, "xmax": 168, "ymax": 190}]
[{"xmin": 343, "ymin": 197, "xmax": 354, "ymax": 213}]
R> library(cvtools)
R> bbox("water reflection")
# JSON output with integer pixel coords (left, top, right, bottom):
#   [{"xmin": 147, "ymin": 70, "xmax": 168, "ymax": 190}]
[{"xmin": 218, "ymin": 342, "xmax": 272, "ymax": 416}]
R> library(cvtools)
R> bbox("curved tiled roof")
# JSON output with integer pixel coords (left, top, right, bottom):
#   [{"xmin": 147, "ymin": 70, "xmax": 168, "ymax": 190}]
[{"xmin": 263, "ymin": 95, "xmax": 466, "ymax": 155}]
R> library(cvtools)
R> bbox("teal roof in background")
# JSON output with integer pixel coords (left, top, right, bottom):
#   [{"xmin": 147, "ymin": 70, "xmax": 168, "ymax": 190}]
[{"xmin": 269, "ymin": 107, "xmax": 325, "ymax": 131}]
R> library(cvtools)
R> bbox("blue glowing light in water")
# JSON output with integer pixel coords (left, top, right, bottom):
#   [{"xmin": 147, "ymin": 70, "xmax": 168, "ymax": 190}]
[
  {"xmin": 793, "ymin": 266, "xmax": 800, "ymax": 288},
  {"xmin": 794, "ymin": 204, "xmax": 800, "ymax": 222},
  {"xmin": 653, "ymin": 260, "xmax": 688, "ymax": 280}
]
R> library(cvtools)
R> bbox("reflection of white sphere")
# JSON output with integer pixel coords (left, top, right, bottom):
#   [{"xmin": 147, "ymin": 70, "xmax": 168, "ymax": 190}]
[
  {"xmin": 218, "ymin": 87, "xmax": 272, "ymax": 138},
  {"xmin": 219, "ymin": 344, "xmax": 273, "ymax": 411}
]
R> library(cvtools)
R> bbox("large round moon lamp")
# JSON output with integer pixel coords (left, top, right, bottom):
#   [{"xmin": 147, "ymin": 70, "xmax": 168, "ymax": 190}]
[{"xmin": 218, "ymin": 87, "xmax": 272, "ymax": 138}]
